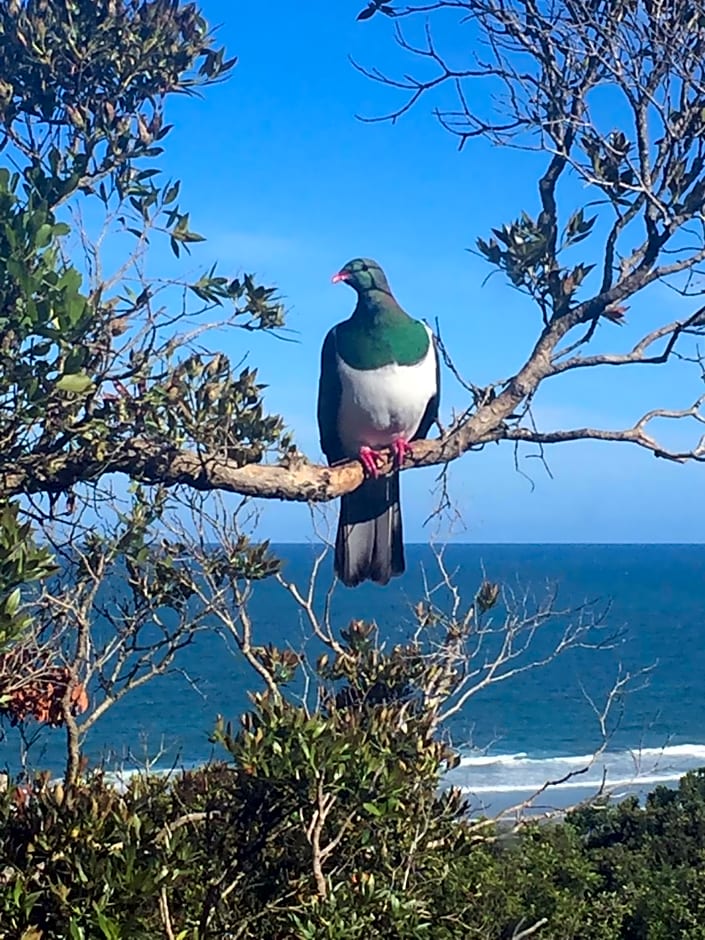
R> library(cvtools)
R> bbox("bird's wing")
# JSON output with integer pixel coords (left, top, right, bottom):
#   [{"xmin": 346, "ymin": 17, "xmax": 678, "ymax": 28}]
[
  {"xmin": 413, "ymin": 327, "xmax": 440, "ymax": 441},
  {"xmin": 317, "ymin": 326, "xmax": 345, "ymax": 463}
]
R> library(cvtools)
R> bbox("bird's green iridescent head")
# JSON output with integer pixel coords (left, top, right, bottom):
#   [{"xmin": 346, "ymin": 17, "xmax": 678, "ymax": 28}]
[{"xmin": 331, "ymin": 258, "xmax": 391, "ymax": 294}]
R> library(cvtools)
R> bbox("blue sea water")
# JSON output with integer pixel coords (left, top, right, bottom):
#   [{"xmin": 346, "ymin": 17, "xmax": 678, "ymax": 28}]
[{"xmin": 4, "ymin": 544, "xmax": 705, "ymax": 813}]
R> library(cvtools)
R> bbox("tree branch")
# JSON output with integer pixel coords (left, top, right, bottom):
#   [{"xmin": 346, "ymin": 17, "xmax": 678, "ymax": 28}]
[
  {"xmin": 551, "ymin": 308, "xmax": 705, "ymax": 375},
  {"xmin": 501, "ymin": 399, "xmax": 705, "ymax": 463},
  {"xmin": 5, "ymin": 285, "xmax": 704, "ymax": 504}
]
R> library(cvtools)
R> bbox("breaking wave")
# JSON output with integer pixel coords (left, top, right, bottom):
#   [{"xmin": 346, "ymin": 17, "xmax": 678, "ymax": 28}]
[{"xmin": 444, "ymin": 743, "xmax": 705, "ymax": 798}]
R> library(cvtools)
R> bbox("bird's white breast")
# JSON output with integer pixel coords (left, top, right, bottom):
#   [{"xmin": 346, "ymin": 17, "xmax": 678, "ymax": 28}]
[{"xmin": 335, "ymin": 324, "xmax": 437, "ymax": 456}]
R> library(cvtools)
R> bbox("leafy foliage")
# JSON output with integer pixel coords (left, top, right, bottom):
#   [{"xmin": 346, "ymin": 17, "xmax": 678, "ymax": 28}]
[
  {"xmin": 0, "ymin": 0, "xmax": 291, "ymax": 505},
  {"xmin": 0, "ymin": 0, "xmax": 234, "ymax": 194},
  {"xmin": 0, "ymin": 502, "xmax": 57, "ymax": 653},
  {"xmin": 3, "ymin": 664, "xmax": 705, "ymax": 938},
  {"xmin": 476, "ymin": 209, "xmax": 597, "ymax": 319},
  {"xmin": 0, "ymin": 0, "xmax": 294, "ymax": 783}
]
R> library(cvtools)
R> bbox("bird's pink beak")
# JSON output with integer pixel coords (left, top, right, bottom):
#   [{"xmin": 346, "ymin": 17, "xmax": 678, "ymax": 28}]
[{"xmin": 331, "ymin": 271, "xmax": 348, "ymax": 284}]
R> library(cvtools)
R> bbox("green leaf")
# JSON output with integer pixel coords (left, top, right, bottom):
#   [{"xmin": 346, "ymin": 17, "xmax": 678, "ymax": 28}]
[
  {"xmin": 66, "ymin": 296, "xmax": 88, "ymax": 326},
  {"xmin": 69, "ymin": 920, "xmax": 85, "ymax": 940},
  {"xmin": 4, "ymin": 587, "xmax": 21, "ymax": 617},
  {"xmin": 163, "ymin": 181, "xmax": 180, "ymax": 204},
  {"xmin": 56, "ymin": 372, "xmax": 94, "ymax": 394},
  {"xmin": 65, "ymin": 348, "xmax": 88, "ymax": 373},
  {"xmin": 57, "ymin": 268, "xmax": 82, "ymax": 294},
  {"xmin": 35, "ymin": 223, "xmax": 53, "ymax": 248}
]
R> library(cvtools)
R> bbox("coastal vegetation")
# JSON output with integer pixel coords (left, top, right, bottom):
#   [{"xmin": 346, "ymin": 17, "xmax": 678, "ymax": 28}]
[
  {"xmin": 3, "ymin": 743, "xmax": 705, "ymax": 936},
  {"xmin": 2, "ymin": 0, "xmax": 705, "ymax": 936}
]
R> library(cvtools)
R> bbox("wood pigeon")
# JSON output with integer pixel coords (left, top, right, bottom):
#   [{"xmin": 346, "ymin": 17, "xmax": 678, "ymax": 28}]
[{"xmin": 317, "ymin": 258, "xmax": 440, "ymax": 587}]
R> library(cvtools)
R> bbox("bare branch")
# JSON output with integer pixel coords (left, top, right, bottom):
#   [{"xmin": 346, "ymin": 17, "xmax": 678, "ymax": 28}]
[
  {"xmin": 512, "ymin": 919, "xmax": 550, "ymax": 940},
  {"xmin": 501, "ymin": 398, "xmax": 705, "ymax": 463},
  {"xmin": 552, "ymin": 308, "xmax": 705, "ymax": 375}
]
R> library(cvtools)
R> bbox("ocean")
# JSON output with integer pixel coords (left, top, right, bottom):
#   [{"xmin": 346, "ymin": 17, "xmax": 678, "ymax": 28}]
[{"xmin": 4, "ymin": 543, "xmax": 705, "ymax": 814}]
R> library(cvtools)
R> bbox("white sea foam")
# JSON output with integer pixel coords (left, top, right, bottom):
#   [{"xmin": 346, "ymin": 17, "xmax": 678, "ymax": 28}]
[{"xmin": 444, "ymin": 743, "xmax": 705, "ymax": 799}]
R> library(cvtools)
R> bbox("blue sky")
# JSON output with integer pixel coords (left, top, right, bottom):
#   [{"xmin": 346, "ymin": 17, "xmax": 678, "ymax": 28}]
[{"xmin": 141, "ymin": 1, "xmax": 705, "ymax": 543}]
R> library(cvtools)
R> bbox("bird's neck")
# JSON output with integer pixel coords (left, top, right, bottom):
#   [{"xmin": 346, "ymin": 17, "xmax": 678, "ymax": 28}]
[{"xmin": 352, "ymin": 289, "xmax": 408, "ymax": 324}]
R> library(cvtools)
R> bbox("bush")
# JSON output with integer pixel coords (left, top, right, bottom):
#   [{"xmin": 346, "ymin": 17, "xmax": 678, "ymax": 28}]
[{"xmin": 4, "ymin": 631, "xmax": 705, "ymax": 939}]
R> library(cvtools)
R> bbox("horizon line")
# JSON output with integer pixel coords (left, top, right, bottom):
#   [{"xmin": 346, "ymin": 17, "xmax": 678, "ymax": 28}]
[{"xmin": 268, "ymin": 540, "xmax": 705, "ymax": 547}]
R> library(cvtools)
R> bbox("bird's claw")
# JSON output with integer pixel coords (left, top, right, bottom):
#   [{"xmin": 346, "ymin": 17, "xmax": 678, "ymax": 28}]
[
  {"xmin": 359, "ymin": 441, "xmax": 413, "ymax": 476},
  {"xmin": 359, "ymin": 445, "xmax": 384, "ymax": 478},
  {"xmin": 392, "ymin": 437, "xmax": 413, "ymax": 469}
]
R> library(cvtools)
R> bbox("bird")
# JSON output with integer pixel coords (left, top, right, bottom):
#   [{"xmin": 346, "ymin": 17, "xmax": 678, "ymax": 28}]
[{"xmin": 317, "ymin": 258, "xmax": 440, "ymax": 587}]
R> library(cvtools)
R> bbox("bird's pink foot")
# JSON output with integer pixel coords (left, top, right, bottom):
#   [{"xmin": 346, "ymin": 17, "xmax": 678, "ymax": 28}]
[
  {"xmin": 392, "ymin": 437, "xmax": 413, "ymax": 469},
  {"xmin": 359, "ymin": 445, "xmax": 384, "ymax": 478}
]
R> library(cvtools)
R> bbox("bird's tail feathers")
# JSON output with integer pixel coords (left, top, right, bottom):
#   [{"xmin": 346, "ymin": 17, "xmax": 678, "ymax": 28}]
[{"xmin": 335, "ymin": 474, "xmax": 404, "ymax": 587}]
